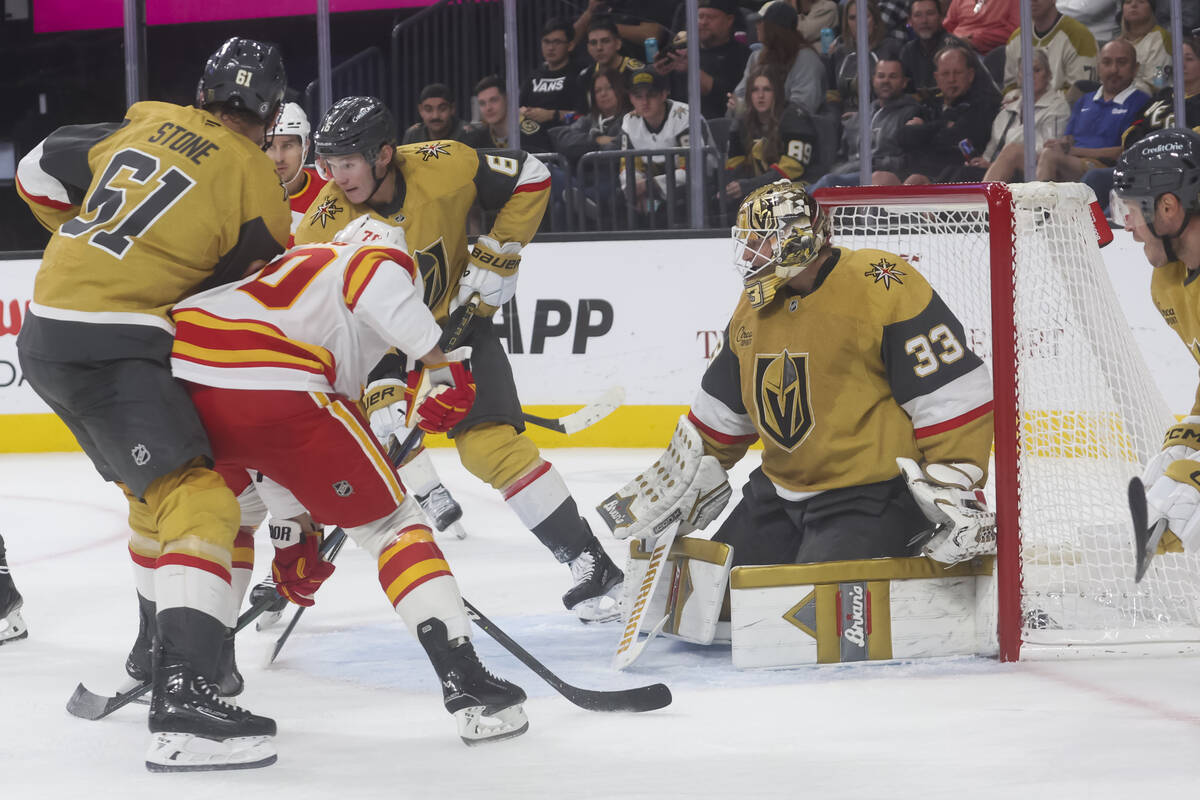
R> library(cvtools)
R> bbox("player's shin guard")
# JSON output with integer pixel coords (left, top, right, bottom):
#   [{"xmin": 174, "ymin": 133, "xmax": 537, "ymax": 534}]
[{"xmin": 375, "ymin": 526, "xmax": 470, "ymax": 640}]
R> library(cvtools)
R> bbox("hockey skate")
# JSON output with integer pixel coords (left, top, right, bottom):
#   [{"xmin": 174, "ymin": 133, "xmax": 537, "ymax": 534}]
[
  {"xmin": 563, "ymin": 538, "xmax": 624, "ymax": 623},
  {"xmin": 416, "ymin": 617, "xmax": 528, "ymax": 746},
  {"xmin": 416, "ymin": 483, "xmax": 468, "ymax": 540},
  {"xmin": 146, "ymin": 660, "xmax": 276, "ymax": 772},
  {"xmin": 248, "ymin": 579, "xmax": 289, "ymax": 631},
  {"xmin": 0, "ymin": 541, "xmax": 27, "ymax": 646}
]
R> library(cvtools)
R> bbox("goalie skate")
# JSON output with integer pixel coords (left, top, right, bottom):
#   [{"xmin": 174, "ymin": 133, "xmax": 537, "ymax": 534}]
[{"xmin": 417, "ymin": 617, "xmax": 529, "ymax": 746}]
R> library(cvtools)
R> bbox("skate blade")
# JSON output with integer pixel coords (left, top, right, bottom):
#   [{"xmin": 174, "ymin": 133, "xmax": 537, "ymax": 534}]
[
  {"xmin": 573, "ymin": 584, "xmax": 624, "ymax": 624},
  {"xmin": 455, "ymin": 704, "xmax": 529, "ymax": 746},
  {"xmin": 145, "ymin": 733, "xmax": 275, "ymax": 772},
  {"xmin": 256, "ymin": 610, "xmax": 284, "ymax": 632},
  {"xmin": 445, "ymin": 521, "xmax": 468, "ymax": 540},
  {"xmin": 0, "ymin": 609, "xmax": 28, "ymax": 645}
]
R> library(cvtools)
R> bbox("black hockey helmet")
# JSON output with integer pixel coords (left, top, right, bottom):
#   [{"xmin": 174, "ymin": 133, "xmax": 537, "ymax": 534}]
[
  {"xmin": 312, "ymin": 96, "xmax": 396, "ymax": 162},
  {"xmin": 196, "ymin": 37, "xmax": 287, "ymax": 125},
  {"xmin": 1111, "ymin": 128, "xmax": 1200, "ymax": 236}
]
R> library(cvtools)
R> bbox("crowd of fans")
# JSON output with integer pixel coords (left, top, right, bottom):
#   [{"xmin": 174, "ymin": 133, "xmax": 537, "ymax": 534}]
[{"xmin": 391, "ymin": 0, "xmax": 1198, "ymax": 228}]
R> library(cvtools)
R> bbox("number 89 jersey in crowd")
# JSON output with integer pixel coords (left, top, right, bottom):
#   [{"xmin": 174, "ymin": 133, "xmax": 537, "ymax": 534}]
[
  {"xmin": 690, "ymin": 247, "xmax": 995, "ymax": 499},
  {"xmin": 170, "ymin": 239, "xmax": 440, "ymax": 399},
  {"xmin": 15, "ymin": 101, "xmax": 291, "ymax": 358}
]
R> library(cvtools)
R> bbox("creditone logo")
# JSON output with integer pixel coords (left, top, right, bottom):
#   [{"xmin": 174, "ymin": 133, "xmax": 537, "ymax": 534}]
[{"xmin": 753, "ymin": 350, "xmax": 813, "ymax": 451}]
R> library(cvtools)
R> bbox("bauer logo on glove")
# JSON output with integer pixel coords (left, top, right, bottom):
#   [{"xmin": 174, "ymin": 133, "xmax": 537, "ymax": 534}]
[{"xmin": 404, "ymin": 347, "xmax": 476, "ymax": 434}]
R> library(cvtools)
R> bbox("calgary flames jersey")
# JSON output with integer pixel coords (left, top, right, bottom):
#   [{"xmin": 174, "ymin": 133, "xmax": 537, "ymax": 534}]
[
  {"xmin": 292, "ymin": 140, "xmax": 550, "ymax": 322},
  {"xmin": 690, "ymin": 247, "xmax": 994, "ymax": 498},
  {"xmin": 287, "ymin": 166, "xmax": 328, "ymax": 243},
  {"xmin": 15, "ymin": 101, "xmax": 291, "ymax": 359},
  {"xmin": 1150, "ymin": 260, "xmax": 1200, "ymax": 416},
  {"xmin": 171, "ymin": 242, "xmax": 440, "ymax": 399}
]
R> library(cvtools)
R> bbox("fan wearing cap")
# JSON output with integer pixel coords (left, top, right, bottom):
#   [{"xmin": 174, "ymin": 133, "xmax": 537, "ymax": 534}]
[
  {"xmin": 652, "ymin": 0, "xmax": 750, "ymax": 120},
  {"xmin": 1112, "ymin": 129, "xmax": 1200, "ymax": 561},
  {"xmin": 265, "ymin": 101, "xmax": 328, "ymax": 242}
]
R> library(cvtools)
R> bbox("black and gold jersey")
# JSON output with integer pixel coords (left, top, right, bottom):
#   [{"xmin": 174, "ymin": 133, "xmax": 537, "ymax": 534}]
[
  {"xmin": 15, "ymin": 100, "xmax": 290, "ymax": 360},
  {"xmin": 725, "ymin": 106, "xmax": 818, "ymax": 186},
  {"xmin": 293, "ymin": 140, "xmax": 550, "ymax": 323},
  {"xmin": 689, "ymin": 247, "xmax": 994, "ymax": 497},
  {"xmin": 1150, "ymin": 260, "xmax": 1200, "ymax": 416}
]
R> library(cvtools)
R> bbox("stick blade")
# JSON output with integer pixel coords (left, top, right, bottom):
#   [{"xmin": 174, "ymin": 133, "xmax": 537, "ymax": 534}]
[
  {"xmin": 560, "ymin": 386, "xmax": 625, "ymax": 435},
  {"xmin": 1130, "ymin": 477, "xmax": 1167, "ymax": 583},
  {"xmin": 66, "ymin": 683, "xmax": 114, "ymax": 720},
  {"xmin": 567, "ymin": 681, "xmax": 673, "ymax": 713}
]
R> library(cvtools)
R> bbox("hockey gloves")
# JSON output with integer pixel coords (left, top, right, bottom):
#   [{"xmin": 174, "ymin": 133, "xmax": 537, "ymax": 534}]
[
  {"xmin": 404, "ymin": 347, "xmax": 476, "ymax": 434},
  {"xmin": 457, "ymin": 235, "xmax": 521, "ymax": 317},
  {"xmin": 897, "ymin": 458, "xmax": 996, "ymax": 565},
  {"xmin": 269, "ymin": 519, "xmax": 336, "ymax": 607},
  {"xmin": 364, "ymin": 377, "xmax": 409, "ymax": 445}
]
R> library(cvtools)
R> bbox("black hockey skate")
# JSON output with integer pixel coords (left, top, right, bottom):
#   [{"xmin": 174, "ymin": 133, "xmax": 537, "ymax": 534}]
[
  {"xmin": 416, "ymin": 617, "xmax": 528, "ymax": 746},
  {"xmin": 563, "ymin": 537, "xmax": 624, "ymax": 623},
  {"xmin": 215, "ymin": 627, "xmax": 243, "ymax": 697},
  {"xmin": 248, "ymin": 579, "xmax": 289, "ymax": 631},
  {"xmin": 0, "ymin": 536, "xmax": 27, "ymax": 646},
  {"xmin": 146, "ymin": 660, "xmax": 276, "ymax": 772},
  {"xmin": 416, "ymin": 484, "xmax": 468, "ymax": 539}
]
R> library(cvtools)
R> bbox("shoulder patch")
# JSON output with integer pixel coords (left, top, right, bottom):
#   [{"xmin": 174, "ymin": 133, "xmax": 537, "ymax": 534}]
[
  {"xmin": 414, "ymin": 141, "xmax": 452, "ymax": 161},
  {"xmin": 864, "ymin": 257, "xmax": 906, "ymax": 289},
  {"xmin": 735, "ymin": 324, "xmax": 753, "ymax": 347},
  {"xmin": 309, "ymin": 196, "xmax": 345, "ymax": 229}
]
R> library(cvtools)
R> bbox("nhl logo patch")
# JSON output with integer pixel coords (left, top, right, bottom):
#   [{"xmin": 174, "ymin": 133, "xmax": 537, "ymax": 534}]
[{"xmin": 332, "ymin": 480, "xmax": 354, "ymax": 497}]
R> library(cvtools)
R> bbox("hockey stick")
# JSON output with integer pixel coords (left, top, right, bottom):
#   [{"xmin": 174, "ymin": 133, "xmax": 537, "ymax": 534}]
[
  {"xmin": 268, "ymin": 527, "xmax": 349, "ymax": 664},
  {"xmin": 463, "ymin": 599, "xmax": 671, "ymax": 712},
  {"xmin": 521, "ymin": 385, "xmax": 625, "ymax": 435},
  {"xmin": 1130, "ymin": 477, "xmax": 1169, "ymax": 583},
  {"xmin": 612, "ymin": 520, "xmax": 681, "ymax": 670}
]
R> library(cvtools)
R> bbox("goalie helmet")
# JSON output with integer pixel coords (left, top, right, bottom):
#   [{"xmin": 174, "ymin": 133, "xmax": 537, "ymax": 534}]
[
  {"xmin": 1111, "ymin": 128, "xmax": 1200, "ymax": 241},
  {"xmin": 732, "ymin": 180, "xmax": 830, "ymax": 309},
  {"xmin": 313, "ymin": 96, "xmax": 396, "ymax": 163},
  {"xmin": 332, "ymin": 215, "xmax": 408, "ymax": 250},
  {"xmin": 196, "ymin": 38, "xmax": 287, "ymax": 125}
]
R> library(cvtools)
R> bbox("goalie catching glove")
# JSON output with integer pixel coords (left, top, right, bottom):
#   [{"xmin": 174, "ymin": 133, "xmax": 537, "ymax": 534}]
[
  {"xmin": 896, "ymin": 457, "xmax": 996, "ymax": 565},
  {"xmin": 596, "ymin": 416, "xmax": 733, "ymax": 541},
  {"xmin": 269, "ymin": 519, "xmax": 336, "ymax": 607},
  {"xmin": 456, "ymin": 236, "xmax": 521, "ymax": 317},
  {"xmin": 364, "ymin": 347, "xmax": 475, "ymax": 438}
]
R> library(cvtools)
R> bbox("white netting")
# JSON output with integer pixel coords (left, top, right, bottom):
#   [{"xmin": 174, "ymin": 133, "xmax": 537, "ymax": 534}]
[{"xmin": 821, "ymin": 182, "xmax": 1200, "ymax": 657}]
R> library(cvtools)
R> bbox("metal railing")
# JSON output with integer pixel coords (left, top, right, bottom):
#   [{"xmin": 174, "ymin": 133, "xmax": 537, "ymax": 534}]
[
  {"xmin": 303, "ymin": 46, "xmax": 387, "ymax": 126},
  {"xmin": 574, "ymin": 146, "xmax": 728, "ymax": 232}
]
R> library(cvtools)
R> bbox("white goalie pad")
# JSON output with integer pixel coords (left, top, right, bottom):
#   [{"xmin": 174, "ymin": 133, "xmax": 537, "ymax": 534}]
[
  {"xmin": 623, "ymin": 536, "xmax": 733, "ymax": 646},
  {"xmin": 896, "ymin": 458, "xmax": 996, "ymax": 565},
  {"xmin": 596, "ymin": 416, "xmax": 732, "ymax": 541}
]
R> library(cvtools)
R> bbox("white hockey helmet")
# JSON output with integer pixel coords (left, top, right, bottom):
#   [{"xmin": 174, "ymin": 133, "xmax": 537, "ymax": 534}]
[
  {"xmin": 269, "ymin": 102, "xmax": 311, "ymax": 179},
  {"xmin": 332, "ymin": 214, "xmax": 408, "ymax": 250}
]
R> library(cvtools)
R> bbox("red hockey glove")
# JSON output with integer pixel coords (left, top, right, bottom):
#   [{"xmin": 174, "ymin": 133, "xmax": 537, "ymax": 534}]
[
  {"xmin": 404, "ymin": 349, "xmax": 476, "ymax": 434},
  {"xmin": 270, "ymin": 529, "xmax": 336, "ymax": 607}
]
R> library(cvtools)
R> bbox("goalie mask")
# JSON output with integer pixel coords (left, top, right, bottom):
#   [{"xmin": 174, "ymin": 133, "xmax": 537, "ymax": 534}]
[
  {"xmin": 732, "ymin": 181, "xmax": 830, "ymax": 308},
  {"xmin": 332, "ymin": 215, "xmax": 408, "ymax": 250},
  {"xmin": 1111, "ymin": 129, "xmax": 1200, "ymax": 261}
]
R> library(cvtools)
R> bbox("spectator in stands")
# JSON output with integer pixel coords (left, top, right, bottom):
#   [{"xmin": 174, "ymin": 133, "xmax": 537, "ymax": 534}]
[
  {"xmin": 572, "ymin": 0, "xmax": 675, "ymax": 53},
  {"xmin": 1057, "ymin": 0, "xmax": 1120, "ymax": 45},
  {"xmin": 795, "ymin": 0, "xmax": 842, "ymax": 48},
  {"xmin": 882, "ymin": 44, "xmax": 999, "ymax": 183},
  {"xmin": 521, "ymin": 18, "xmax": 589, "ymax": 128},
  {"xmin": 901, "ymin": 0, "xmax": 999, "ymax": 102},
  {"xmin": 463, "ymin": 75, "xmax": 554, "ymax": 153},
  {"xmin": 401, "ymin": 83, "xmax": 472, "ymax": 145},
  {"xmin": 724, "ymin": 65, "xmax": 820, "ymax": 199},
  {"xmin": 965, "ymin": 49, "xmax": 1072, "ymax": 181},
  {"xmin": 877, "ymin": 0, "xmax": 912, "ymax": 43},
  {"xmin": 1154, "ymin": 0, "xmax": 1199, "ymax": 39},
  {"xmin": 827, "ymin": 0, "xmax": 897, "ymax": 114},
  {"xmin": 654, "ymin": 0, "xmax": 750, "ymax": 120},
  {"xmin": 1084, "ymin": 35, "xmax": 1200, "ymax": 211},
  {"xmin": 812, "ymin": 57, "xmax": 922, "ymax": 187},
  {"xmin": 579, "ymin": 18, "xmax": 646, "ymax": 105},
  {"xmin": 943, "ymin": 0, "xmax": 1018, "ymax": 55},
  {"xmin": 1036, "ymin": 39, "xmax": 1149, "ymax": 182},
  {"xmin": 735, "ymin": 2, "xmax": 827, "ymax": 115},
  {"xmin": 550, "ymin": 68, "xmax": 632, "ymax": 165},
  {"xmin": 1118, "ymin": 0, "xmax": 1172, "ymax": 96},
  {"xmin": 620, "ymin": 68, "xmax": 717, "ymax": 220},
  {"xmin": 1002, "ymin": 0, "xmax": 1097, "ymax": 96}
]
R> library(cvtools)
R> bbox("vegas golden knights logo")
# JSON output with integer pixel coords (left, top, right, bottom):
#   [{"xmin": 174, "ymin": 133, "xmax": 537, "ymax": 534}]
[
  {"xmin": 754, "ymin": 350, "xmax": 813, "ymax": 451},
  {"xmin": 413, "ymin": 238, "xmax": 449, "ymax": 308}
]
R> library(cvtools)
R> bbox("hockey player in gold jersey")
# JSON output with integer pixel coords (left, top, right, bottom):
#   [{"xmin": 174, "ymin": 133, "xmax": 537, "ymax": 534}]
[
  {"xmin": 15, "ymin": 38, "xmax": 291, "ymax": 771},
  {"xmin": 293, "ymin": 96, "xmax": 624, "ymax": 621},
  {"xmin": 603, "ymin": 181, "xmax": 995, "ymax": 570},
  {"xmin": 1111, "ymin": 129, "xmax": 1200, "ymax": 572}
]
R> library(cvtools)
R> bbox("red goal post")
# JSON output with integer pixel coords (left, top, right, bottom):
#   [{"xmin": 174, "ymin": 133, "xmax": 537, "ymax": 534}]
[{"xmin": 812, "ymin": 182, "xmax": 1200, "ymax": 661}]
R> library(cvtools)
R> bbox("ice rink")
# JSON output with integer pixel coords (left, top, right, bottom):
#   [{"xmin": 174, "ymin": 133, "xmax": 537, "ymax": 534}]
[{"xmin": 2, "ymin": 448, "xmax": 1199, "ymax": 800}]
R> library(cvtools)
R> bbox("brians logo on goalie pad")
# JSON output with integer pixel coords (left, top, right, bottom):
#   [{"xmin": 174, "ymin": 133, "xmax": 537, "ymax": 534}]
[{"xmin": 598, "ymin": 492, "xmax": 637, "ymax": 532}]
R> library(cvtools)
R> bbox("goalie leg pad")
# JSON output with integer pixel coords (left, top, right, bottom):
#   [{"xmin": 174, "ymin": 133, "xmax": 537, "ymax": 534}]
[{"xmin": 624, "ymin": 536, "xmax": 733, "ymax": 645}]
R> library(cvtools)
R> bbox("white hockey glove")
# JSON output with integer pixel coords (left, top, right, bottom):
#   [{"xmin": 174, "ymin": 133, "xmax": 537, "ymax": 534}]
[
  {"xmin": 456, "ymin": 235, "xmax": 521, "ymax": 317},
  {"xmin": 596, "ymin": 416, "xmax": 733, "ymax": 541},
  {"xmin": 363, "ymin": 377, "xmax": 408, "ymax": 445},
  {"xmin": 897, "ymin": 457, "xmax": 996, "ymax": 566},
  {"xmin": 1141, "ymin": 418, "xmax": 1200, "ymax": 487},
  {"xmin": 1143, "ymin": 457, "xmax": 1200, "ymax": 552}
]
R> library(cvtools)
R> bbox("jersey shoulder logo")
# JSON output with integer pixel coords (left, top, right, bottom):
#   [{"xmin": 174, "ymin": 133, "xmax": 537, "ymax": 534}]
[
  {"xmin": 865, "ymin": 257, "xmax": 905, "ymax": 289},
  {"xmin": 735, "ymin": 324, "xmax": 753, "ymax": 347},
  {"xmin": 754, "ymin": 349, "xmax": 813, "ymax": 452},
  {"xmin": 415, "ymin": 141, "xmax": 451, "ymax": 161},
  {"xmin": 309, "ymin": 196, "xmax": 344, "ymax": 229}
]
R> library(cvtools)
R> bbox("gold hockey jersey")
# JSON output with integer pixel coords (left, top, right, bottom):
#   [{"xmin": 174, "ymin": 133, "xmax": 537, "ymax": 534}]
[
  {"xmin": 689, "ymin": 247, "xmax": 994, "ymax": 497},
  {"xmin": 292, "ymin": 140, "xmax": 550, "ymax": 323},
  {"xmin": 1150, "ymin": 260, "xmax": 1200, "ymax": 416}
]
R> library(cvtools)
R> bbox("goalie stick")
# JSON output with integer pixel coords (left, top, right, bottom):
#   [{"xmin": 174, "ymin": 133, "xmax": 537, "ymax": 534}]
[
  {"xmin": 463, "ymin": 599, "xmax": 671, "ymax": 712},
  {"xmin": 612, "ymin": 519, "xmax": 681, "ymax": 670},
  {"xmin": 268, "ymin": 527, "xmax": 348, "ymax": 664},
  {"xmin": 1130, "ymin": 477, "xmax": 1169, "ymax": 583}
]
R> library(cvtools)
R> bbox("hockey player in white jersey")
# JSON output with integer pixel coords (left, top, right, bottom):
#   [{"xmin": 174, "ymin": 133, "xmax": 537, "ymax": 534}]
[{"xmin": 168, "ymin": 216, "xmax": 528, "ymax": 750}]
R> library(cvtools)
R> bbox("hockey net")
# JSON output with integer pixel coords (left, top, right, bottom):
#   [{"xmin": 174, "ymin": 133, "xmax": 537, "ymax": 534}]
[{"xmin": 814, "ymin": 182, "xmax": 1200, "ymax": 660}]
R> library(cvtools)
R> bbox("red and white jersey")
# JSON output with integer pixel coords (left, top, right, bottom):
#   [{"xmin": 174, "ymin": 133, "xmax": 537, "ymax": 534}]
[
  {"xmin": 171, "ymin": 242, "xmax": 440, "ymax": 398},
  {"xmin": 287, "ymin": 167, "xmax": 328, "ymax": 245}
]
